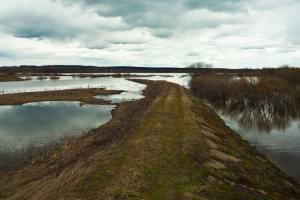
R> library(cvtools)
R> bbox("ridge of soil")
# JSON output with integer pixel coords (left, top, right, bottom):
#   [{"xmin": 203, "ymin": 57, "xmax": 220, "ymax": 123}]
[{"xmin": 0, "ymin": 88, "xmax": 123, "ymax": 105}]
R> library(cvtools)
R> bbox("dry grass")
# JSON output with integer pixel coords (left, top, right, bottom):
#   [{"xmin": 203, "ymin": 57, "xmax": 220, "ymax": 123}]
[
  {"xmin": 190, "ymin": 71, "xmax": 300, "ymax": 131},
  {"xmin": 0, "ymin": 73, "xmax": 22, "ymax": 82},
  {"xmin": 0, "ymin": 80, "xmax": 167, "ymax": 200},
  {"xmin": 68, "ymin": 83, "xmax": 300, "ymax": 199}
]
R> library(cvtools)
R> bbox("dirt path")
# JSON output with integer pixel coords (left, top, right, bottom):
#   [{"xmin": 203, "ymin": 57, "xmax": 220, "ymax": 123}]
[{"xmin": 0, "ymin": 81, "xmax": 299, "ymax": 199}]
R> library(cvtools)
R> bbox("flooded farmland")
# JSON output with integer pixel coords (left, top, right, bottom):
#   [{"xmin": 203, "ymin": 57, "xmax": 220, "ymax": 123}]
[
  {"xmin": 0, "ymin": 101, "xmax": 114, "ymax": 171},
  {"xmin": 0, "ymin": 73, "xmax": 190, "ymax": 171},
  {"xmin": 220, "ymin": 110, "xmax": 300, "ymax": 182},
  {"xmin": 0, "ymin": 73, "xmax": 299, "ymax": 183}
]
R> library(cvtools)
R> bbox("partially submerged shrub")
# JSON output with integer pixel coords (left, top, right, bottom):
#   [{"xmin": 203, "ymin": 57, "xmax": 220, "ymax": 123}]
[
  {"xmin": 50, "ymin": 76, "xmax": 60, "ymax": 80},
  {"xmin": 190, "ymin": 69, "xmax": 300, "ymax": 132},
  {"xmin": 37, "ymin": 76, "xmax": 47, "ymax": 80}
]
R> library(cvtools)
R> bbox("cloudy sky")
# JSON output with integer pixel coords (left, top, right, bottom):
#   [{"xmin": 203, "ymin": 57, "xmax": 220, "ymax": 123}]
[{"xmin": 0, "ymin": 0, "xmax": 299, "ymax": 68}]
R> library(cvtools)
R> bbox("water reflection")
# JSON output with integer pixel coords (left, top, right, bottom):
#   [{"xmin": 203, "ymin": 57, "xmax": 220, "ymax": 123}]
[
  {"xmin": 0, "ymin": 101, "xmax": 114, "ymax": 170},
  {"xmin": 0, "ymin": 77, "xmax": 146, "ymax": 94},
  {"xmin": 128, "ymin": 73, "xmax": 191, "ymax": 88},
  {"xmin": 96, "ymin": 91, "xmax": 144, "ymax": 104},
  {"xmin": 0, "ymin": 73, "xmax": 190, "ymax": 94},
  {"xmin": 220, "ymin": 109, "xmax": 295, "ymax": 133},
  {"xmin": 0, "ymin": 74, "xmax": 192, "ymax": 171},
  {"xmin": 219, "ymin": 110, "xmax": 300, "ymax": 182}
]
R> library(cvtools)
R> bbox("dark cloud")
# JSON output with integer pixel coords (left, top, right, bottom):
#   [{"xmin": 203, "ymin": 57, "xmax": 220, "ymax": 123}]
[
  {"xmin": 0, "ymin": 1, "xmax": 128, "ymax": 40},
  {"xmin": 0, "ymin": 0, "xmax": 248, "ymax": 42},
  {"xmin": 1, "ymin": 16, "xmax": 76, "ymax": 39},
  {"xmin": 64, "ymin": 0, "xmax": 248, "ymax": 31},
  {"xmin": 67, "ymin": 0, "xmax": 247, "ymax": 15}
]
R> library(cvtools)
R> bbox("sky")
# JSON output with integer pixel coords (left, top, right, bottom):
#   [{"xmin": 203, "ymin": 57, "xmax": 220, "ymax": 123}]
[{"xmin": 0, "ymin": 0, "xmax": 299, "ymax": 68}]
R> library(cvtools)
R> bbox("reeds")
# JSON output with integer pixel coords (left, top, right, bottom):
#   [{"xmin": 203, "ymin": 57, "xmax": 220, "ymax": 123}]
[{"xmin": 190, "ymin": 68, "xmax": 300, "ymax": 131}]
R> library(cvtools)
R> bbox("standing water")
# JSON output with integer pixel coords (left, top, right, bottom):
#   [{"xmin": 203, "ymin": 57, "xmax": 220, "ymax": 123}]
[
  {"xmin": 0, "ymin": 101, "xmax": 114, "ymax": 171},
  {"xmin": 0, "ymin": 74, "xmax": 191, "ymax": 171},
  {"xmin": 219, "ymin": 111, "xmax": 300, "ymax": 182}
]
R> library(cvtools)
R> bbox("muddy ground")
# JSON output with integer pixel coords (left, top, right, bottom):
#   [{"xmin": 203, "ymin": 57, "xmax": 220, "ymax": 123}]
[
  {"xmin": 0, "ymin": 74, "xmax": 22, "ymax": 82},
  {"xmin": 0, "ymin": 88, "xmax": 123, "ymax": 105}
]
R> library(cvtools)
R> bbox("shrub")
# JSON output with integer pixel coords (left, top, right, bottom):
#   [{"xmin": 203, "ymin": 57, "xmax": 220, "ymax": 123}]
[{"xmin": 190, "ymin": 71, "xmax": 300, "ymax": 131}]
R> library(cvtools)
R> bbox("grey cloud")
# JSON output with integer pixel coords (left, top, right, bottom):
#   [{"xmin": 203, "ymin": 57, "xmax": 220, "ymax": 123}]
[
  {"xmin": 150, "ymin": 29, "xmax": 174, "ymax": 38},
  {"xmin": 85, "ymin": 44, "xmax": 108, "ymax": 50},
  {"xmin": 187, "ymin": 52, "xmax": 200, "ymax": 57},
  {"xmin": 67, "ymin": 0, "xmax": 247, "ymax": 15},
  {"xmin": 0, "ymin": 0, "xmax": 299, "ymax": 67},
  {"xmin": 0, "ymin": 51, "xmax": 12, "ymax": 58},
  {"xmin": 106, "ymin": 36, "xmax": 149, "ymax": 45},
  {"xmin": 0, "ymin": 15, "xmax": 77, "ymax": 39},
  {"xmin": 65, "ymin": 0, "xmax": 248, "ymax": 32},
  {"xmin": 183, "ymin": 0, "xmax": 248, "ymax": 11},
  {"xmin": 241, "ymin": 46, "xmax": 269, "ymax": 50},
  {"xmin": 0, "ymin": 1, "xmax": 128, "ymax": 40}
]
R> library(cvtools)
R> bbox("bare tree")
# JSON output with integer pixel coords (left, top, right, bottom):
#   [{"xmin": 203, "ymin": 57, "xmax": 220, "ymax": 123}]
[{"xmin": 188, "ymin": 62, "xmax": 213, "ymax": 68}]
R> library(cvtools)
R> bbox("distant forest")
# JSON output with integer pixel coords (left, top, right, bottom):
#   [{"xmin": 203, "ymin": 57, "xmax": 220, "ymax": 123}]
[{"xmin": 1, "ymin": 65, "xmax": 298, "ymax": 74}]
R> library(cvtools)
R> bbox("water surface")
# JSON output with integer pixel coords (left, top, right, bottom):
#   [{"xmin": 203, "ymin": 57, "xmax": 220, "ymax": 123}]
[
  {"xmin": 96, "ymin": 91, "xmax": 144, "ymax": 104},
  {"xmin": 128, "ymin": 73, "xmax": 191, "ymax": 88},
  {"xmin": 0, "ymin": 73, "xmax": 191, "ymax": 171},
  {"xmin": 220, "ymin": 112, "xmax": 300, "ymax": 182},
  {"xmin": 0, "ymin": 77, "xmax": 146, "ymax": 94},
  {"xmin": 0, "ymin": 101, "xmax": 114, "ymax": 170}
]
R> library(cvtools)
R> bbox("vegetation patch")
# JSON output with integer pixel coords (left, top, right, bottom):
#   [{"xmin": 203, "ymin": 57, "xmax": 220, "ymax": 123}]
[
  {"xmin": 190, "ymin": 67, "xmax": 300, "ymax": 132},
  {"xmin": 0, "ymin": 88, "xmax": 123, "ymax": 105}
]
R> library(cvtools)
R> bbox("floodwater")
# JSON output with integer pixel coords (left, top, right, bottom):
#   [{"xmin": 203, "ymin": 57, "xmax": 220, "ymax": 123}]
[
  {"xmin": 0, "ymin": 101, "xmax": 114, "ymax": 170},
  {"xmin": 0, "ymin": 73, "xmax": 191, "ymax": 170},
  {"xmin": 0, "ymin": 77, "xmax": 146, "ymax": 94},
  {"xmin": 0, "ymin": 73, "xmax": 190, "ymax": 94},
  {"xmin": 128, "ymin": 73, "xmax": 191, "ymax": 89},
  {"xmin": 219, "ymin": 111, "xmax": 300, "ymax": 182},
  {"xmin": 96, "ymin": 91, "xmax": 145, "ymax": 104}
]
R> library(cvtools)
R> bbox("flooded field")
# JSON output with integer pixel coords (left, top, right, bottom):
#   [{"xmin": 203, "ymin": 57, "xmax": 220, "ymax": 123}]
[
  {"xmin": 0, "ymin": 101, "xmax": 114, "ymax": 171},
  {"xmin": 1, "ymin": 72, "xmax": 299, "ymax": 184},
  {"xmin": 219, "ymin": 110, "xmax": 300, "ymax": 182},
  {"xmin": 191, "ymin": 71, "xmax": 300, "ymax": 183},
  {"xmin": 0, "ymin": 73, "xmax": 190, "ymax": 171},
  {"xmin": 0, "ymin": 76, "xmax": 146, "ymax": 94}
]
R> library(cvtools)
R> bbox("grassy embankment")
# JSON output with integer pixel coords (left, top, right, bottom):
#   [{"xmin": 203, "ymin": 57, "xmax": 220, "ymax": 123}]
[
  {"xmin": 70, "ymin": 82, "xmax": 300, "ymax": 199},
  {"xmin": 0, "ymin": 81, "xmax": 299, "ymax": 199},
  {"xmin": 0, "ymin": 88, "xmax": 123, "ymax": 105}
]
